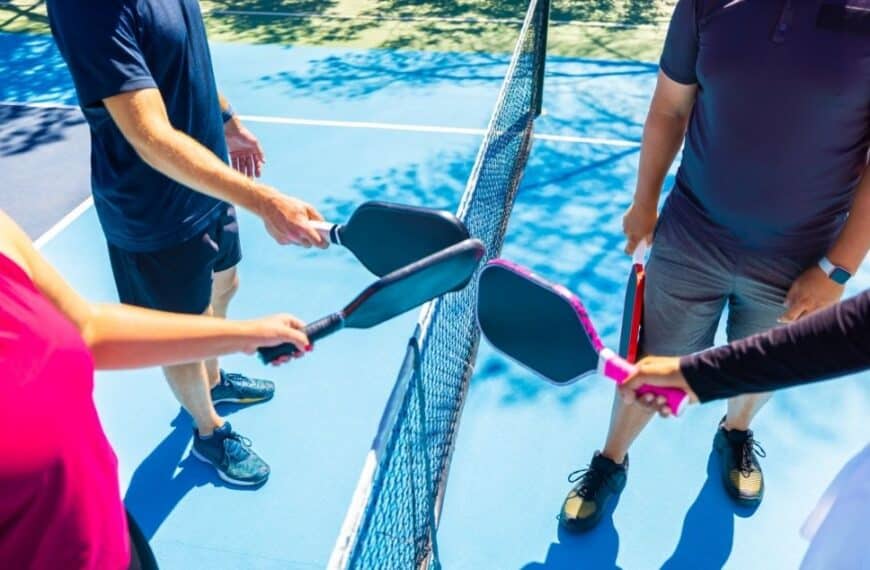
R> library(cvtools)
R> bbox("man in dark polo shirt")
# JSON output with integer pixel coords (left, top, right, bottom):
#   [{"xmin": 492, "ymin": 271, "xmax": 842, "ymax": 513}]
[
  {"xmin": 560, "ymin": 0, "xmax": 870, "ymax": 532},
  {"xmin": 46, "ymin": 0, "xmax": 327, "ymax": 487}
]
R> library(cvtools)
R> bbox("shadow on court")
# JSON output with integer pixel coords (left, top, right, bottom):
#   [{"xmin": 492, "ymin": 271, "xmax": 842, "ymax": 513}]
[
  {"xmin": 0, "ymin": 32, "xmax": 74, "ymax": 103},
  {"xmin": 522, "ymin": 508, "xmax": 621, "ymax": 569},
  {"xmin": 203, "ymin": 0, "xmax": 669, "ymax": 56},
  {"xmin": 660, "ymin": 450, "xmax": 757, "ymax": 569},
  {"xmin": 124, "ymin": 405, "xmax": 261, "ymax": 540}
]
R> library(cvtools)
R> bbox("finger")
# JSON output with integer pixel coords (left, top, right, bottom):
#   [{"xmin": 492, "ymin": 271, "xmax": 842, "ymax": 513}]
[
  {"xmin": 778, "ymin": 301, "xmax": 807, "ymax": 324},
  {"xmin": 306, "ymin": 204, "xmax": 326, "ymax": 222},
  {"xmin": 283, "ymin": 314, "xmax": 306, "ymax": 329},
  {"xmin": 619, "ymin": 386, "xmax": 636, "ymax": 405},
  {"xmin": 254, "ymin": 158, "xmax": 263, "ymax": 178},
  {"xmin": 282, "ymin": 329, "xmax": 309, "ymax": 353},
  {"xmin": 244, "ymin": 156, "xmax": 254, "ymax": 178},
  {"xmin": 624, "ymin": 237, "xmax": 639, "ymax": 255},
  {"xmin": 297, "ymin": 225, "xmax": 324, "ymax": 248}
]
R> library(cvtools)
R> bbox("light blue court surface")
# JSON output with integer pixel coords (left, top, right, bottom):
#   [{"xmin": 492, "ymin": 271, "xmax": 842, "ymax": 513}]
[{"xmin": 3, "ymin": 30, "xmax": 869, "ymax": 569}]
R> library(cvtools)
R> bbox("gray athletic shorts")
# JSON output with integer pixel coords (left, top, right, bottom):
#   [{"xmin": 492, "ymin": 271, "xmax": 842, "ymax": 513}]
[{"xmin": 640, "ymin": 216, "xmax": 817, "ymax": 356}]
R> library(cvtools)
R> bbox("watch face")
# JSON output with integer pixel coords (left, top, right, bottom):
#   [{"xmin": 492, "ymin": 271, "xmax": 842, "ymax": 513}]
[{"xmin": 830, "ymin": 267, "xmax": 851, "ymax": 285}]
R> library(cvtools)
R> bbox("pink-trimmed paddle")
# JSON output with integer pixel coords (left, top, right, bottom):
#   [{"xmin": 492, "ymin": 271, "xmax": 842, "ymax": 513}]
[{"xmin": 476, "ymin": 259, "xmax": 688, "ymax": 416}]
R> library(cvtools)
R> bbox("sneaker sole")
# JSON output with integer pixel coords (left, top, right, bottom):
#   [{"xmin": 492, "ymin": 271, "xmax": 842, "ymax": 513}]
[
  {"xmin": 190, "ymin": 447, "xmax": 269, "ymax": 487},
  {"xmin": 211, "ymin": 394, "xmax": 274, "ymax": 405}
]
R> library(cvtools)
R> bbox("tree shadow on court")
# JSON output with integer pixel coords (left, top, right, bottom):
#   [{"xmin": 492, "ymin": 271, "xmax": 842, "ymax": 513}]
[
  {"xmin": 0, "ymin": 103, "xmax": 85, "ymax": 156},
  {"xmin": 123, "ymin": 406, "xmax": 262, "ymax": 541},
  {"xmin": 0, "ymin": 0, "xmax": 48, "ymax": 33},
  {"xmin": 660, "ymin": 450, "xmax": 757, "ymax": 569},
  {"xmin": 203, "ymin": 0, "xmax": 670, "ymax": 59},
  {"xmin": 0, "ymin": 31, "xmax": 75, "ymax": 103}
]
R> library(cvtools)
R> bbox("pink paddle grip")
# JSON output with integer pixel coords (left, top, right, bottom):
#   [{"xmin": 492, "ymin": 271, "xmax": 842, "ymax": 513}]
[{"xmin": 601, "ymin": 353, "xmax": 689, "ymax": 416}]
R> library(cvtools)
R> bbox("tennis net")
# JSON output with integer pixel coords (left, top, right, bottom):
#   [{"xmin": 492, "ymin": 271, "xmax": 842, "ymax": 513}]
[{"xmin": 329, "ymin": 1, "xmax": 549, "ymax": 567}]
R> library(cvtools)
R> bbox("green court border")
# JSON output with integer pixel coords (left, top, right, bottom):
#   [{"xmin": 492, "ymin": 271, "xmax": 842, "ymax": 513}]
[{"xmin": 1, "ymin": 0, "xmax": 672, "ymax": 61}]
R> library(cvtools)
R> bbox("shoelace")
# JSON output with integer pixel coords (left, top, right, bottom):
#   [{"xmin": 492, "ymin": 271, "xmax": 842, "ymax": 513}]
[
  {"xmin": 738, "ymin": 437, "xmax": 766, "ymax": 477},
  {"xmin": 224, "ymin": 432, "xmax": 254, "ymax": 461},
  {"xmin": 567, "ymin": 466, "xmax": 606, "ymax": 497}
]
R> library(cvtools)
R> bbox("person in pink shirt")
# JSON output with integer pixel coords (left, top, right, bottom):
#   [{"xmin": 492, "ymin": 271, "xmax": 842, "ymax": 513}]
[{"xmin": 0, "ymin": 209, "xmax": 308, "ymax": 570}]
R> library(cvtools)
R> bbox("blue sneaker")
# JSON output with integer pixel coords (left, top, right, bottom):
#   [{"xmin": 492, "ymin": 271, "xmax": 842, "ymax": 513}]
[
  {"xmin": 191, "ymin": 422, "xmax": 270, "ymax": 486},
  {"xmin": 210, "ymin": 370, "xmax": 275, "ymax": 406}
]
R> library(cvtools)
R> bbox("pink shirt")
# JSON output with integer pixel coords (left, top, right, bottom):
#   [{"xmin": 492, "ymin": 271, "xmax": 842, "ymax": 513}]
[{"xmin": 0, "ymin": 253, "xmax": 130, "ymax": 569}]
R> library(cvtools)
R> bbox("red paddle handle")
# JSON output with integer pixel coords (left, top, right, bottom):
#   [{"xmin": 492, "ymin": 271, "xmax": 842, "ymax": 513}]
[{"xmin": 598, "ymin": 349, "xmax": 688, "ymax": 415}]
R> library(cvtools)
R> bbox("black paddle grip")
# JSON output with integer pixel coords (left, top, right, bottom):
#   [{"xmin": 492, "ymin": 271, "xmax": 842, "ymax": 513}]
[{"xmin": 257, "ymin": 313, "xmax": 344, "ymax": 363}]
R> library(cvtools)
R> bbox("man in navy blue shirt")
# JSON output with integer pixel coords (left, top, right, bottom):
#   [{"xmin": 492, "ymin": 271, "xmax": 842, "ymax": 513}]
[
  {"xmin": 46, "ymin": 0, "xmax": 327, "ymax": 487},
  {"xmin": 560, "ymin": 0, "xmax": 870, "ymax": 533}
]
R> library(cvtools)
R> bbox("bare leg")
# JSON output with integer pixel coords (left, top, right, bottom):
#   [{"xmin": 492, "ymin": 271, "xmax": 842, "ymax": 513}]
[
  {"xmin": 162, "ymin": 268, "xmax": 238, "ymax": 436},
  {"xmin": 204, "ymin": 267, "xmax": 240, "ymax": 388},
  {"xmin": 163, "ymin": 359, "xmax": 222, "ymax": 436},
  {"xmin": 601, "ymin": 390, "xmax": 655, "ymax": 464},
  {"xmin": 724, "ymin": 393, "xmax": 772, "ymax": 431}
]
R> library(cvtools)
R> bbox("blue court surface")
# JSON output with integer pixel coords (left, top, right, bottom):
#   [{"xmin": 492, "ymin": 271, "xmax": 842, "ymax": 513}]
[{"xmin": 2, "ymin": 28, "xmax": 868, "ymax": 570}]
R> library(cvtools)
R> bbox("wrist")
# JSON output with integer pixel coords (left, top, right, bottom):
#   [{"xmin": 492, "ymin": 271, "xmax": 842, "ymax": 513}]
[
  {"xmin": 818, "ymin": 255, "xmax": 853, "ymax": 285},
  {"xmin": 632, "ymin": 191, "xmax": 659, "ymax": 211},
  {"xmin": 241, "ymin": 182, "xmax": 275, "ymax": 216},
  {"xmin": 221, "ymin": 103, "xmax": 236, "ymax": 125}
]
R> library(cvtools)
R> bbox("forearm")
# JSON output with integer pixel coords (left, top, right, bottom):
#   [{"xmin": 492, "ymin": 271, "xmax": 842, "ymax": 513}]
[
  {"xmin": 82, "ymin": 303, "xmax": 255, "ymax": 370},
  {"xmin": 680, "ymin": 290, "xmax": 870, "ymax": 402},
  {"xmin": 634, "ymin": 108, "xmax": 690, "ymax": 207},
  {"xmin": 827, "ymin": 166, "xmax": 870, "ymax": 273},
  {"xmin": 133, "ymin": 122, "xmax": 268, "ymax": 213}
]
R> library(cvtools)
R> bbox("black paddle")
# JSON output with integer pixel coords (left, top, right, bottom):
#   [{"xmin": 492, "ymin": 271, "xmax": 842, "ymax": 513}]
[
  {"xmin": 258, "ymin": 238, "xmax": 485, "ymax": 363},
  {"xmin": 476, "ymin": 259, "xmax": 689, "ymax": 415},
  {"xmin": 311, "ymin": 201, "xmax": 470, "ymax": 276}
]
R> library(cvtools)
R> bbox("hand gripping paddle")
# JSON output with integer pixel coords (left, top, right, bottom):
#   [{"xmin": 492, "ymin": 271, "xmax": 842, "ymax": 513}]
[
  {"xmin": 258, "ymin": 238, "xmax": 485, "ymax": 363},
  {"xmin": 476, "ymin": 259, "xmax": 689, "ymax": 416}
]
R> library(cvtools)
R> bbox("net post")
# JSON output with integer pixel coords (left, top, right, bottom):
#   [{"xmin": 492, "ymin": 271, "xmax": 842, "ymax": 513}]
[{"xmin": 534, "ymin": 0, "xmax": 550, "ymax": 118}]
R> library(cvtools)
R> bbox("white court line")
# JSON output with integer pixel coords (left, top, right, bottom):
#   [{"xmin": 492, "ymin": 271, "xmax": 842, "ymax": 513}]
[
  {"xmin": 239, "ymin": 114, "xmax": 642, "ymax": 148},
  {"xmin": 0, "ymin": 101, "xmax": 642, "ymax": 148},
  {"xmin": 33, "ymin": 195, "xmax": 94, "ymax": 249},
  {"xmin": 208, "ymin": 9, "xmax": 667, "ymax": 30}
]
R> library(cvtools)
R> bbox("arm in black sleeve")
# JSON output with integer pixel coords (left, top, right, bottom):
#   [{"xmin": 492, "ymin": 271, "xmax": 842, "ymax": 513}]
[{"xmin": 680, "ymin": 290, "xmax": 870, "ymax": 402}]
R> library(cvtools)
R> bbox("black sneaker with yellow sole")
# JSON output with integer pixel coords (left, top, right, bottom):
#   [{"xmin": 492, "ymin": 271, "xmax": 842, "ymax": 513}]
[
  {"xmin": 559, "ymin": 452, "xmax": 628, "ymax": 533},
  {"xmin": 713, "ymin": 417, "xmax": 766, "ymax": 507}
]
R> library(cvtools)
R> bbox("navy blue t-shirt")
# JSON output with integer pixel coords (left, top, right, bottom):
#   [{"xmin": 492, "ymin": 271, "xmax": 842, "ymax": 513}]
[
  {"xmin": 659, "ymin": 0, "xmax": 870, "ymax": 255},
  {"xmin": 47, "ymin": 0, "xmax": 227, "ymax": 252}
]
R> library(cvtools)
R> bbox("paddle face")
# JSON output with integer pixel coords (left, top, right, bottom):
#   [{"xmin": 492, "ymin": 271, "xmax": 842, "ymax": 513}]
[
  {"xmin": 618, "ymin": 264, "xmax": 644, "ymax": 362},
  {"xmin": 339, "ymin": 201, "xmax": 470, "ymax": 276},
  {"xmin": 477, "ymin": 261, "xmax": 602, "ymax": 385},
  {"xmin": 342, "ymin": 238, "xmax": 485, "ymax": 329}
]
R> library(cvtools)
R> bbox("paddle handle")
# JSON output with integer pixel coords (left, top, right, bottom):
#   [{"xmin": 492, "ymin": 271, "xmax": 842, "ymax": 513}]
[
  {"xmin": 632, "ymin": 239, "xmax": 650, "ymax": 267},
  {"xmin": 257, "ymin": 313, "xmax": 345, "ymax": 363},
  {"xmin": 309, "ymin": 221, "xmax": 339, "ymax": 245},
  {"xmin": 598, "ymin": 348, "xmax": 689, "ymax": 416}
]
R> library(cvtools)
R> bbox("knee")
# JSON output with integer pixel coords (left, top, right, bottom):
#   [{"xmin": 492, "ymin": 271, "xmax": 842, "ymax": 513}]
[{"xmin": 214, "ymin": 273, "xmax": 240, "ymax": 305}]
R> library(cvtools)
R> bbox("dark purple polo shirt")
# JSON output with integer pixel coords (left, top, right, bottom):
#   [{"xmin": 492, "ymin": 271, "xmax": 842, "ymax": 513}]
[{"xmin": 659, "ymin": 0, "xmax": 870, "ymax": 255}]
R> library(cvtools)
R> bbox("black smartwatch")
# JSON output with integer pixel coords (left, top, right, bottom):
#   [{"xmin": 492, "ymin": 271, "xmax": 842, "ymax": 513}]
[
  {"xmin": 221, "ymin": 104, "xmax": 235, "ymax": 124},
  {"xmin": 818, "ymin": 257, "xmax": 851, "ymax": 285}
]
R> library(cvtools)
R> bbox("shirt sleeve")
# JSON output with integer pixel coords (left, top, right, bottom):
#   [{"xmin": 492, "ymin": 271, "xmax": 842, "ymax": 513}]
[
  {"xmin": 47, "ymin": 0, "xmax": 156, "ymax": 108},
  {"xmin": 680, "ymin": 290, "xmax": 870, "ymax": 402},
  {"xmin": 659, "ymin": 0, "xmax": 699, "ymax": 85}
]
